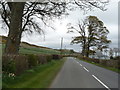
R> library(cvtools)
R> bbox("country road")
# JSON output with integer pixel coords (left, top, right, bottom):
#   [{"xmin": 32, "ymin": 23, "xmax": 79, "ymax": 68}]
[{"xmin": 50, "ymin": 57, "xmax": 119, "ymax": 89}]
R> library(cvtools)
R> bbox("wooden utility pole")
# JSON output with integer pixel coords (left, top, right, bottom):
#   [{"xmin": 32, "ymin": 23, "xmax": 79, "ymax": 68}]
[{"xmin": 60, "ymin": 37, "xmax": 63, "ymax": 54}]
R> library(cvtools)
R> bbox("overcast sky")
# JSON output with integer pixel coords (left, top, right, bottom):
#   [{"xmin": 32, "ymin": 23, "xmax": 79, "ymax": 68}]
[{"xmin": 0, "ymin": 0, "xmax": 119, "ymax": 52}]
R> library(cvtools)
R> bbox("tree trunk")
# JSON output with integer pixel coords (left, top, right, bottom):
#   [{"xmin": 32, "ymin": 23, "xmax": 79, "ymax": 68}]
[
  {"xmin": 86, "ymin": 44, "xmax": 90, "ymax": 57},
  {"xmin": 82, "ymin": 44, "xmax": 86, "ymax": 56},
  {"xmin": 86, "ymin": 48, "xmax": 89, "ymax": 57},
  {"xmin": 82, "ymin": 39, "xmax": 86, "ymax": 56},
  {"xmin": 4, "ymin": 2, "xmax": 25, "ymax": 55}
]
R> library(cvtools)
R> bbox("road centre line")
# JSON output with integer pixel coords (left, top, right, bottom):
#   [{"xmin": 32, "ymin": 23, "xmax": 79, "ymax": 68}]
[
  {"xmin": 80, "ymin": 64, "xmax": 82, "ymax": 67},
  {"xmin": 75, "ymin": 60, "xmax": 83, "ymax": 67},
  {"xmin": 92, "ymin": 75, "xmax": 111, "ymax": 90},
  {"xmin": 75, "ymin": 59, "xmax": 110, "ymax": 90},
  {"xmin": 75, "ymin": 60, "xmax": 79, "ymax": 64},
  {"xmin": 83, "ymin": 67, "xmax": 89, "ymax": 72}
]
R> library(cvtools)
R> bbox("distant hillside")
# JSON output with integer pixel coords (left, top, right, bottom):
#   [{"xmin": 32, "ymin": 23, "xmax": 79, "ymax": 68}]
[
  {"xmin": 20, "ymin": 42, "xmax": 52, "ymax": 50},
  {"xmin": 0, "ymin": 35, "xmax": 54, "ymax": 50},
  {"xmin": 0, "ymin": 35, "xmax": 77, "ymax": 55}
]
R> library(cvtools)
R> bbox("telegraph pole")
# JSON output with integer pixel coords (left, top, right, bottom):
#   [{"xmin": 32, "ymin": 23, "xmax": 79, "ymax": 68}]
[{"xmin": 60, "ymin": 37, "xmax": 63, "ymax": 54}]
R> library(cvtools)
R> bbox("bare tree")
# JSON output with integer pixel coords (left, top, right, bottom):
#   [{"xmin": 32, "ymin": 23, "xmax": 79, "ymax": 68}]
[
  {"xmin": 69, "ymin": 20, "xmax": 87, "ymax": 56},
  {"xmin": 0, "ymin": 0, "xmax": 109, "ymax": 55},
  {"xmin": 71, "ymin": 0, "xmax": 109, "ymax": 12},
  {"xmin": 0, "ymin": 1, "xmax": 66, "ymax": 54},
  {"xmin": 69, "ymin": 16, "xmax": 111, "ymax": 57}
]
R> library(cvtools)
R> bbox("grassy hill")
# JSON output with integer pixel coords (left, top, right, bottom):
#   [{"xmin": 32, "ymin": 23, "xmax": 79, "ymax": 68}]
[
  {"xmin": 19, "ymin": 41, "xmax": 61, "ymax": 54},
  {"xmin": 0, "ymin": 36, "xmax": 71, "ymax": 55}
]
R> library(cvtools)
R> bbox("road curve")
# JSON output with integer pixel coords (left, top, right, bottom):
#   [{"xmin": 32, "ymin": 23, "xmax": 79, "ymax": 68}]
[{"xmin": 50, "ymin": 57, "xmax": 119, "ymax": 89}]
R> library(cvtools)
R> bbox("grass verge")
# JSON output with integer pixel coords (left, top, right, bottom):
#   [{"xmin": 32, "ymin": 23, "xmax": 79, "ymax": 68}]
[
  {"xmin": 78, "ymin": 58, "xmax": 120, "ymax": 73},
  {"xmin": 3, "ymin": 58, "xmax": 66, "ymax": 88}
]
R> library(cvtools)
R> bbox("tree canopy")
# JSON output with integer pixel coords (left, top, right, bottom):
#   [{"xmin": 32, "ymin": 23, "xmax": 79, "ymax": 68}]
[
  {"xmin": 69, "ymin": 16, "xmax": 111, "ymax": 57},
  {"xmin": 0, "ymin": 0, "xmax": 109, "ymax": 54}
]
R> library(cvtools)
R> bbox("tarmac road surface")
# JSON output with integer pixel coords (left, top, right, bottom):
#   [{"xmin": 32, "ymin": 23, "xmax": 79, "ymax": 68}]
[{"xmin": 50, "ymin": 57, "xmax": 119, "ymax": 89}]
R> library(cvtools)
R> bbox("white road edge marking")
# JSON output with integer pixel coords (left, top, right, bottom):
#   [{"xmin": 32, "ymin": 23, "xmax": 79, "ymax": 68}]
[
  {"xmin": 80, "ymin": 64, "xmax": 82, "ymax": 66},
  {"xmin": 83, "ymin": 67, "xmax": 89, "ymax": 72},
  {"xmin": 92, "ymin": 75, "xmax": 111, "ymax": 90}
]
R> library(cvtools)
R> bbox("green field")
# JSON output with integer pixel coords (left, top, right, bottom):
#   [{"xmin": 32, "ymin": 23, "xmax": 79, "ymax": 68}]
[
  {"xmin": 3, "ymin": 58, "xmax": 66, "ymax": 88},
  {"xmin": 19, "ymin": 47, "xmax": 60, "ymax": 55},
  {"xmin": 1, "ymin": 35, "xmax": 62, "ymax": 55},
  {"xmin": 2, "ymin": 44, "xmax": 61, "ymax": 55},
  {"xmin": 1, "ymin": 44, "xmax": 71, "ymax": 55}
]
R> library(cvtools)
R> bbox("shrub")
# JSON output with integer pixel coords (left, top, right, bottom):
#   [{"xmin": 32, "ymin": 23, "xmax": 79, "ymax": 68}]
[
  {"xmin": 110, "ymin": 56, "xmax": 114, "ymax": 59},
  {"xmin": 113, "ymin": 56, "xmax": 120, "ymax": 60},
  {"xmin": 106, "ymin": 60, "xmax": 118, "ymax": 68},
  {"xmin": 118, "ymin": 60, "xmax": 120, "ymax": 69},
  {"xmin": 46, "ymin": 55, "xmax": 52, "ymax": 62},
  {"xmin": 2, "ymin": 55, "xmax": 29, "ymax": 75},
  {"xmin": 52, "ymin": 54, "xmax": 62, "ymax": 60},
  {"xmin": 2, "ymin": 54, "xmax": 62, "ymax": 76},
  {"xmin": 92, "ymin": 59, "xmax": 99, "ymax": 63},
  {"xmin": 2, "ymin": 55, "xmax": 16, "ymax": 74},
  {"xmin": 14, "ymin": 55, "xmax": 28, "ymax": 75},
  {"xmin": 99, "ymin": 60, "xmax": 107, "ymax": 66},
  {"xmin": 27, "ymin": 54, "xmax": 38, "ymax": 68},
  {"xmin": 37, "ymin": 55, "xmax": 47, "ymax": 64}
]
